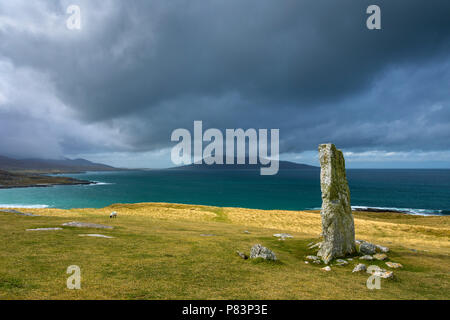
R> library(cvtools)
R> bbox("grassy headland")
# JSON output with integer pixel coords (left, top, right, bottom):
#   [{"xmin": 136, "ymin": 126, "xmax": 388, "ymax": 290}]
[
  {"xmin": 0, "ymin": 170, "xmax": 91, "ymax": 189},
  {"xmin": 0, "ymin": 203, "xmax": 448, "ymax": 299}
]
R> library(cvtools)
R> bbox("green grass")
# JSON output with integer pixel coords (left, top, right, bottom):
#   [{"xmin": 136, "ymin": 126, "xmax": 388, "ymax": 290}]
[{"xmin": 0, "ymin": 204, "xmax": 449, "ymax": 300}]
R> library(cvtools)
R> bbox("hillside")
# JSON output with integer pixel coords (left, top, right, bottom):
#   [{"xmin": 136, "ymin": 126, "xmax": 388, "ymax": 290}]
[
  {"xmin": 171, "ymin": 158, "xmax": 318, "ymax": 170},
  {"xmin": 0, "ymin": 155, "xmax": 119, "ymax": 174},
  {"xmin": 0, "ymin": 169, "xmax": 92, "ymax": 189}
]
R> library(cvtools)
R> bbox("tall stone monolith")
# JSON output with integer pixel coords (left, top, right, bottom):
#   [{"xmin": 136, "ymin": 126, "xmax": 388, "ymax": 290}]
[{"xmin": 317, "ymin": 144, "xmax": 356, "ymax": 264}]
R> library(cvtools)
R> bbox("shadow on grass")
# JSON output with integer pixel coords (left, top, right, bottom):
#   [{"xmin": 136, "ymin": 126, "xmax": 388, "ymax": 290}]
[{"xmin": 249, "ymin": 257, "xmax": 284, "ymax": 266}]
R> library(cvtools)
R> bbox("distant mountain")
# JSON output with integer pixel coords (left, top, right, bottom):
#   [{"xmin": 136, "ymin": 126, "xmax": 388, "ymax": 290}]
[
  {"xmin": 170, "ymin": 157, "xmax": 318, "ymax": 170},
  {"xmin": 0, "ymin": 155, "xmax": 120, "ymax": 173}
]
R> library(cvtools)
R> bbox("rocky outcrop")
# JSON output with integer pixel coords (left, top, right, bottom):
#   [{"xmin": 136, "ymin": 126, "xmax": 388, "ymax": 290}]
[
  {"xmin": 317, "ymin": 144, "xmax": 356, "ymax": 263},
  {"xmin": 250, "ymin": 244, "xmax": 277, "ymax": 261}
]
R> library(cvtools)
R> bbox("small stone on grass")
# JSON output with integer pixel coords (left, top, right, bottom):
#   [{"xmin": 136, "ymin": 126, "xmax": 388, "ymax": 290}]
[
  {"xmin": 352, "ymin": 264, "xmax": 367, "ymax": 273},
  {"xmin": 27, "ymin": 228, "xmax": 63, "ymax": 231},
  {"xmin": 373, "ymin": 253, "xmax": 388, "ymax": 261},
  {"xmin": 79, "ymin": 234, "xmax": 114, "ymax": 239},
  {"xmin": 386, "ymin": 262, "xmax": 403, "ymax": 269}
]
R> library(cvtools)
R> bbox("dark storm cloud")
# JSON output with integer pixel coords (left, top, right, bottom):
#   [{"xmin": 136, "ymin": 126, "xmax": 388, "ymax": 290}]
[{"xmin": 0, "ymin": 0, "xmax": 449, "ymax": 160}]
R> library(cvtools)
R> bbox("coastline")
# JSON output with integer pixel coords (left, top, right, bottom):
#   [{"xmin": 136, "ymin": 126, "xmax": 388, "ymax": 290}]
[
  {"xmin": 0, "ymin": 180, "xmax": 94, "ymax": 189},
  {"xmin": 0, "ymin": 169, "xmax": 93, "ymax": 189}
]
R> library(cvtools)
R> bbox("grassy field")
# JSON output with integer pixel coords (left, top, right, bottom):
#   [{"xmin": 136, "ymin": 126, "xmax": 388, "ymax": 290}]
[{"xmin": 0, "ymin": 203, "xmax": 449, "ymax": 300}]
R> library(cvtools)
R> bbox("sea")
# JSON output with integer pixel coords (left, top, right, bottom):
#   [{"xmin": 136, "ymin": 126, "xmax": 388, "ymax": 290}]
[{"xmin": 0, "ymin": 169, "xmax": 449, "ymax": 216}]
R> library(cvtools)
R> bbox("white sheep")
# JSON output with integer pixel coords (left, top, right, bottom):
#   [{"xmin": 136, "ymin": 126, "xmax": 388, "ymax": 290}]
[{"xmin": 110, "ymin": 211, "xmax": 118, "ymax": 219}]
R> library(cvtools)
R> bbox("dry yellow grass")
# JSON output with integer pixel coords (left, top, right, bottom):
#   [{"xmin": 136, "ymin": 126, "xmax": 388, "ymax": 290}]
[
  {"xmin": 1, "ymin": 202, "xmax": 449, "ymax": 300},
  {"xmin": 25, "ymin": 203, "xmax": 450, "ymax": 254}
]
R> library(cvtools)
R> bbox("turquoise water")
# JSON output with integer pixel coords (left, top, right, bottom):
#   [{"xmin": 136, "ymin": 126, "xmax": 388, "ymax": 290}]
[{"xmin": 0, "ymin": 169, "xmax": 449, "ymax": 215}]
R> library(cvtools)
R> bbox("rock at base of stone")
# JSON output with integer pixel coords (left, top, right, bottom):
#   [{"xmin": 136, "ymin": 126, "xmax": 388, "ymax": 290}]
[
  {"xmin": 359, "ymin": 255, "xmax": 374, "ymax": 260},
  {"xmin": 386, "ymin": 262, "xmax": 403, "ymax": 269},
  {"xmin": 376, "ymin": 245, "xmax": 390, "ymax": 253},
  {"xmin": 359, "ymin": 241, "xmax": 377, "ymax": 255},
  {"xmin": 373, "ymin": 253, "xmax": 388, "ymax": 261},
  {"xmin": 352, "ymin": 264, "xmax": 367, "ymax": 272},
  {"xmin": 308, "ymin": 242, "xmax": 322, "ymax": 250},
  {"xmin": 317, "ymin": 144, "xmax": 356, "ymax": 264},
  {"xmin": 321, "ymin": 266, "xmax": 331, "ymax": 272},
  {"xmin": 371, "ymin": 269, "xmax": 394, "ymax": 279},
  {"xmin": 306, "ymin": 255, "xmax": 320, "ymax": 261},
  {"xmin": 335, "ymin": 259, "xmax": 348, "ymax": 266},
  {"xmin": 250, "ymin": 244, "xmax": 277, "ymax": 261}
]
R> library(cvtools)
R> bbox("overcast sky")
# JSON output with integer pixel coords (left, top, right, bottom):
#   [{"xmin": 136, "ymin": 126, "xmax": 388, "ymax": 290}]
[{"xmin": 0, "ymin": 0, "xmax": 449, "ymax": 168}]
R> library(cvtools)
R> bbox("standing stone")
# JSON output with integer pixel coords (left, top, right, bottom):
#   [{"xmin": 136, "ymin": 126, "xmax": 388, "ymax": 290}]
[{"xmin": 317, "ymin": 144, "xmax": 356, "ymax": 263}]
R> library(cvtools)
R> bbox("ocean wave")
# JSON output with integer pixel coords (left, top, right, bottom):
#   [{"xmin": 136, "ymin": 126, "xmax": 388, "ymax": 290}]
[
  {"xmin": 0, "ymin": 204, "xmax": 49, "ymax": 209},
  {"xmin": 89, "ymin": 181, "xmax": 115, "ymax": 186},
  {"xmin": 351, "ymin": 206, "xmax": 446, "ymax": 216},
  {"xmin": 308, "ymin": 205, "xmax": 447, "ymax": 216}
]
